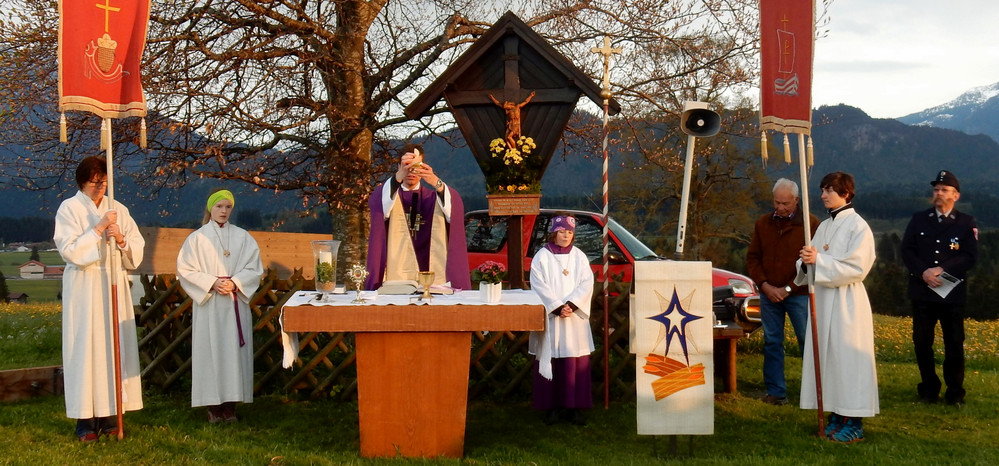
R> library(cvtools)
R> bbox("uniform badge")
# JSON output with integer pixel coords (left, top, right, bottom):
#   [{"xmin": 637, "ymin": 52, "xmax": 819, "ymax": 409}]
[{"xmin": 949, "ymin": 237, "xmax": 959, "ymax": 250}]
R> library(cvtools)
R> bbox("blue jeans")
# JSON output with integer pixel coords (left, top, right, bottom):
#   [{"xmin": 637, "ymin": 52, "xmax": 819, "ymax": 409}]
[{"xmin": 761, "ymin": 293, "xmax": 808, "ymax": 398}]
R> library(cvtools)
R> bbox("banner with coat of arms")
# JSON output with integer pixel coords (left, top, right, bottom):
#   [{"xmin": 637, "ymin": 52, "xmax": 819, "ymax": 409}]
[
  {"xmin": 58, "ymin": 0, "xmax": 150, "ymax": 118},
  {"xmin": 759, "ymin": 0, "xmax": 815, "ymax": 134}
]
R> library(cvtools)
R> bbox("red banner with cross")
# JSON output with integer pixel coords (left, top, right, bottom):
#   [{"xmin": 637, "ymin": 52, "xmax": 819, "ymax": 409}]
[
  {"xmin": 58, "ymin": 0, "xmax": 150, "ymax": 118},
  {"xmin": 759, "ymin": 0, "xmax": 814, "ymax": 134}
]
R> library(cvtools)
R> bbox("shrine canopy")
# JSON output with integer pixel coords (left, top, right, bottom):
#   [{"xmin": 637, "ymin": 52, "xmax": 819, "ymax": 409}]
[{"xmin": 405, "ymin": 11, "xmax": 620, "ymax": 184}]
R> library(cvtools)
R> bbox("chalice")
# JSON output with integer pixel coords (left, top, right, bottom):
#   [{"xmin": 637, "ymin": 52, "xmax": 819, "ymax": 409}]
[{"xmin": 417, "ymin": 271, "xmax": 435, "ymax": 301}]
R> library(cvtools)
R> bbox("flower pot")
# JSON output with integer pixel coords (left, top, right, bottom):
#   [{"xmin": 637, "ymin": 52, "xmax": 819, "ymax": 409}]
[{"xmin": 479, "ymin": 282, "xmax": 502, "ymax": 303}]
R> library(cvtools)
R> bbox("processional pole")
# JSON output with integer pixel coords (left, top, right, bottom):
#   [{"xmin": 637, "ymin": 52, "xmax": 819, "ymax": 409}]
[
  {"xmin": 103, "ymin": 119, "xmax": 125, "ymax": 440},
  {"xmin": 591, "ymin": 36, "xmax": 621, "ymax": 409}
]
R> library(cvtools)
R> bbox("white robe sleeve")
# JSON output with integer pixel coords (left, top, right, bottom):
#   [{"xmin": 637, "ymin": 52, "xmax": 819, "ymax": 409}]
[
  {"xmin": 177, "ymin": 229, "xmax": 217, "ymax": 305},
  {"xmin": 115, "ymin": 202, "xmax": 144, "ymax": 271},
  {"xmin": 230, "ymin": 228, "xmax": 264, "ymax": 301},
  {"xmin": 53, "ymin": 198, "xmax": 103, "ymax": 268}
]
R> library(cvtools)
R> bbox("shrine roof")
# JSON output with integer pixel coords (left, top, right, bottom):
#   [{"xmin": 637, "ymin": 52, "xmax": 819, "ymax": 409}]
[{"xmin": 405, "ymin": 11, "xmax": 621, "ymax": 119}]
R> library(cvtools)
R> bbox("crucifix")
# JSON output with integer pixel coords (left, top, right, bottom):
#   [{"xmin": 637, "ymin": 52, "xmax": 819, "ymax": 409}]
[{"xmin": 591, "ymin": 36, "xmax": 622, "ymax": 98}]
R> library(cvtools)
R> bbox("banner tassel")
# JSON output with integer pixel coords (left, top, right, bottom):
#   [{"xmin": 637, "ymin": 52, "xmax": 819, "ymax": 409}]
[
  {"xmin": 140, "ymin": 118, "xmax": 147, "ymax": 149},
  {"xmin": 100, "ymin": 119, "xmax": 109, "ymax": 151},
  {"xmin": 760, "ymin": 131, "xmax": 769, "ymax": 169},
  {"xmin": 807, "ymin": 135, "xmax": 815, "ymax": 167},
  {"xmin": 59, "ymin": 113, "xmax": 68, "ymax": 143},
  {"xmin": 783, "ymin": 133, "xmax": 791, "ymax": 164}
]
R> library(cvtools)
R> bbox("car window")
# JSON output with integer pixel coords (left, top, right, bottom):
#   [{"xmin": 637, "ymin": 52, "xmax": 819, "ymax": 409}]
[
  {"xmin": 465, "ymin": 213, "xmax": 508, "ymax": 253},
  {"xmin": 529, "ymin": 213, "xmax": 625, "ymax": 264}
]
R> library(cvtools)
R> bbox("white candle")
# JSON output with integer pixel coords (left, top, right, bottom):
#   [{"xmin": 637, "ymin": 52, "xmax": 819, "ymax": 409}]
[{"xmin": 319, "ymin": 251, "xmax": 332, "ymax": 266}]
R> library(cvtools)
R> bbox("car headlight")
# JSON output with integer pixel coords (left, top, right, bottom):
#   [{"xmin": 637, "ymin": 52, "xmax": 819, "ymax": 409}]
[{"xmin": 727, "ymin": 278, "xmax": 754, "ymax": 296}]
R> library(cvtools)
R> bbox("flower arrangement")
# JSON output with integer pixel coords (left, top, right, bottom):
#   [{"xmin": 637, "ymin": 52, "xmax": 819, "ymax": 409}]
[
  {"xmin": 472, "ymin": 260, "xmax": 507, "ymax": 284},
  {"xmin": 485, "ymin": 136, "xmax": 541, "ymax": 194}
]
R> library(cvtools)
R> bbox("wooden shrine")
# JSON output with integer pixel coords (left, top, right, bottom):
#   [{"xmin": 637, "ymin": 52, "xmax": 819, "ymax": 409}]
[{"xmin": 405, "ymin": 11, "xmax": 620, "ymax": 287}]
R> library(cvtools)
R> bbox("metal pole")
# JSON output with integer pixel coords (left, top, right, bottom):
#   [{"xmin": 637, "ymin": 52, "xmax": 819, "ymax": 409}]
[
  {"xmin": 674, "ymin": 134, "xmax": 697, "ymax": 258},
  {"xmin": 797, "ymin": 132, "xmax": 824, "ymax": 436},
  {"xmin": 105, "ymin": 118, "xmax": 124, "ymax": 439}
]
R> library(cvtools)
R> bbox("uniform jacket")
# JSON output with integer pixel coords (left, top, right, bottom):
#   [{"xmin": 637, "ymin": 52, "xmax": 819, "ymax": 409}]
[{"xmin": 901, "ymin": 207, "xmax": 978, "ymax": 303}]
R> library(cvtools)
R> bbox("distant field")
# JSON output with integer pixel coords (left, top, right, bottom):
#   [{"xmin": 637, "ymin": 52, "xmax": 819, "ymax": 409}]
[
  {"xmin": 0, "ymin": 250, "xmax": 64, "ymax": 277},
  {"xmin": 1, "ymin": 251, "xmax": 64, "ymax": 302}
]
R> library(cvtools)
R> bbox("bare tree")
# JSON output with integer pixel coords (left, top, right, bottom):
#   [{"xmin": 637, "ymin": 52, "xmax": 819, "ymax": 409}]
[{"xmin": 0, "ymin": 0, "xmax": 762, "ymax": 259}]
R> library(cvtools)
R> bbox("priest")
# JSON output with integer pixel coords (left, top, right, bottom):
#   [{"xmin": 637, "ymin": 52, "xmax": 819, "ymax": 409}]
[
  {"xmin": 177, "ymin": 189, "xmax": 263, "ymax": 423},
  {"xmin": 365, "ymin": 145, "xmax": 470, "ymax": 290},
  {"xmin": 54, "ymin": 156, "xmax": 145, "ymax": 442}
]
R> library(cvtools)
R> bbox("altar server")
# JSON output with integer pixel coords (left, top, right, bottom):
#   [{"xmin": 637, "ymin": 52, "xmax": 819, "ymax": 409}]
[
  {"xmin": 529, "ymin": 214, "xmax": 595, "ymax": 425},
  {"xmin": 55, "ymin": 156, "xmax": 145, "ymax": 442},
  {"xmin": 795, "ymin": 172, "xmax": 878, "ymax": 443},
  {"xmin": 178, "ymin": 189, "xmax": 263, "ymax": 423}
]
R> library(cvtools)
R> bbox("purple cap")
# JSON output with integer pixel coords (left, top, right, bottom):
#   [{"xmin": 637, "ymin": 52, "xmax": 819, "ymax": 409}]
[{"xmin": 550, "ymin": 215, "xmax": 576, "ymax": 232}]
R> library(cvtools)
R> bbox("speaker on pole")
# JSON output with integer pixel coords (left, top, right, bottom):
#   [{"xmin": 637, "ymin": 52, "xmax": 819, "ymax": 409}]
[
  {"xmin": 680, "ymin": 107, "xmax": 720, "ymax": 137},
  {"xmin": 675, "ymin": 101, "xmax": 721, "ymax": 258}
]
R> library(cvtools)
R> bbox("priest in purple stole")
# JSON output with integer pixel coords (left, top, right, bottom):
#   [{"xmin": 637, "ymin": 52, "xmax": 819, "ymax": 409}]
[{"xmin": 365, "ymin": 145, "xmax": 471, "ymax": 291}]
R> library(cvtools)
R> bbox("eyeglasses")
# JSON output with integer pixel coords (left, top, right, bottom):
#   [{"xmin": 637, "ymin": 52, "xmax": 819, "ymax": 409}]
[{"xmin": 87, "ymin": 179, "xmax": 108, "ymax": 187}]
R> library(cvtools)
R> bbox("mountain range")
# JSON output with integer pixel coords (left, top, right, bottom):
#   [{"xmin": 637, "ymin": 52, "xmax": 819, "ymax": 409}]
[
  {"xmin": 897, "ymin": 81, "xmax": 999, "ymax": 144},
  {"xmin": 3, "ymin": 82, "xmax": 999, "ymax": 234}
]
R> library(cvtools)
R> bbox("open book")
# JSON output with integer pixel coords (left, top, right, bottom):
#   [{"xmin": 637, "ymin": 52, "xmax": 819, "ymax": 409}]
[{"xmin": 377, "ymin": 280, "xmax": 455, "ymax": 295}]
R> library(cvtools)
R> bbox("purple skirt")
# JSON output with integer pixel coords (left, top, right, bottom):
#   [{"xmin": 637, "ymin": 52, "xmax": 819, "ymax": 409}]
[{"xmin": 532, "ymin": 355, "xmax": 593, "ymax": 410}]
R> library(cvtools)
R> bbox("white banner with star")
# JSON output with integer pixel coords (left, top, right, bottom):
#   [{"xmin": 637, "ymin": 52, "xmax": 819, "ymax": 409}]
[{"xmin": 630, "ymin": 261, "xmax": 713, "ymax": 435}]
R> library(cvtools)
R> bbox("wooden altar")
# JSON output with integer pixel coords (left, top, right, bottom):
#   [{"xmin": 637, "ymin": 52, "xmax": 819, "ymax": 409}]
[{"xmin": 282, "ymin": 290, "xmax": 545, "ymax": 458}]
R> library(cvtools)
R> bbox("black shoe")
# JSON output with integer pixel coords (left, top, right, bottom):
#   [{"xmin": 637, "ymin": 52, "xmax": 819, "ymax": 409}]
[
  {"xmin": 918, "ymin": 395, "xmax": 940, "ymax": 404},
  {"xmin": 568, "ymin": 409, "xmax": 587, "ymax": 426},
  {"xmin": 543, "ymin": 409, "xmax": 559, "ymax": 425},
  {"xmin": 761, "ymin": 394, "xmax": 788, "ymax": 406}
]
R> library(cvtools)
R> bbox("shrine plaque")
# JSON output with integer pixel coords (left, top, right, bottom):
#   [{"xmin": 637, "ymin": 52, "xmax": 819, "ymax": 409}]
[{"xmin": 486, "ymin": 194, "xmax": 541, "ymax": 216}]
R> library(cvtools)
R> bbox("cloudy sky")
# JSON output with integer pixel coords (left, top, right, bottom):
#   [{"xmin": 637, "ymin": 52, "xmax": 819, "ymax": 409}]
[{"xmin": 811, "ymin": 0, "xmax": 999, "ymax": 118}]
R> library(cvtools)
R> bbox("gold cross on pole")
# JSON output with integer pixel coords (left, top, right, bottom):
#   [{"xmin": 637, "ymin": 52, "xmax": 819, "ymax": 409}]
[
  {"xmin": 590, "ymin": 37, "xmax": 622, "ymax": 96},
  {"xmin": 96, "ymin": 0, "xmax": 121, "ymax": 33}
]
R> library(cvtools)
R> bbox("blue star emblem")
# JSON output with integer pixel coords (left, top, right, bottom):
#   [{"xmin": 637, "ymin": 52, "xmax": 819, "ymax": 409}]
[{"xmin": 647, "ymin": 286, "xmax": 702, "ymax": 364}]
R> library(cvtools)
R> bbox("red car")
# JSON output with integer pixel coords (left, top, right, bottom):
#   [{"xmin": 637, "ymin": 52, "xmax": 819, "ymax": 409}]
[{"xmin": 464, "ymin": 209, "xmax": 761, "ymax": 332}]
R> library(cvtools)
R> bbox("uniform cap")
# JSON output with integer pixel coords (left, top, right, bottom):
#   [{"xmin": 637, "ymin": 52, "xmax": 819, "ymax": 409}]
[{"xmin": 931, "ymin": 170, "xmax": 960, "ymax": 192}]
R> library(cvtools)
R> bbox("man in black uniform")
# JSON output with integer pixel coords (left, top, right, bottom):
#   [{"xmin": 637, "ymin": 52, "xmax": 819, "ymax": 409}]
[{"xmin": 901, "ymin": 170, "xmax": 978, "ymax": 405}]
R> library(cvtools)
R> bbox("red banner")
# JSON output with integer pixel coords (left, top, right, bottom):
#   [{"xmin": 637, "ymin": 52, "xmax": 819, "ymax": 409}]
[
  {"xmin": 58, "ymin": 0, "xmax": 150, "ymax": 118},
  {"xmin": 759, "ymin": 0, "xmax": 814, "ymax": 134}
]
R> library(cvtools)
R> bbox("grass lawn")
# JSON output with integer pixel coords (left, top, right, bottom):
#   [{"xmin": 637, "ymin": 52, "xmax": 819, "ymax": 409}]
[
  {"xmin": 2, "ymin": 251, "xmax": 65, "ymax": 303},
  {"xmin": 2, "ymin": 304, "xmax": 998, "ymax": 464}
]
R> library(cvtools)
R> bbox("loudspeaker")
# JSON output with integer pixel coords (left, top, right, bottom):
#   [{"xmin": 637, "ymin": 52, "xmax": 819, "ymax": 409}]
[{"xmin": 680, "ymin": 108, "xmax": 720, "ymax": 137}]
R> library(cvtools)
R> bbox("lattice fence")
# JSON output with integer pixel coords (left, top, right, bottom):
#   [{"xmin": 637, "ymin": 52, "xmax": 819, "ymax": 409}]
[{"xmin": 134, "ymin": 270, "xmax": 636, "ymax": 402}]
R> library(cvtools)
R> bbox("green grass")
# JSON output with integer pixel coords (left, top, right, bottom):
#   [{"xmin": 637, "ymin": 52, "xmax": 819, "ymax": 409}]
[
  {"xmin": 0, "ymin": 250, "xmax": 65, "ymax": 277},
  {"xmin": 2, "ymin": 251, "xmax": 65, "ymax": 302},
  {"xmin": 2, "ymin": 305, "xmax": 998, "ymax": 465},
  {"xmin": 0, "ymin": 303, "xmax": 61, "ymax": 370}
]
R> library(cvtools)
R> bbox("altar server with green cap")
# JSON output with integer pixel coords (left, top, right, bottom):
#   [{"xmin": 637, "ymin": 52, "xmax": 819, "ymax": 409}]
[{"xmin": 177, "ymin": 189, "xmax": 263, "ymax": 423}]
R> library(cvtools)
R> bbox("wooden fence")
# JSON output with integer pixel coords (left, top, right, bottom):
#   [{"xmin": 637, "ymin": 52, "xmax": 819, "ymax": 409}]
[{"xmin": 134, "ymin": 270, "xmax": 637, "ymax": 402}]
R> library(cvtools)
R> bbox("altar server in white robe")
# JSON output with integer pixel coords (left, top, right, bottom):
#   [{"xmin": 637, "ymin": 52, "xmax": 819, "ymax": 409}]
[
  {"xmin": 54, "ymin": 156, "xmax": 145, "ymax": 442},
  {"xmin": 177, "ymin": 189, "xmax": 263, "ymax": 423},
  {"xmin": 529, "ymin": 214, "xmax": 595, "ymax": 426},
  {"xmin": 795, "ymin": 171, "xmax": 878, "ymax": 444}
]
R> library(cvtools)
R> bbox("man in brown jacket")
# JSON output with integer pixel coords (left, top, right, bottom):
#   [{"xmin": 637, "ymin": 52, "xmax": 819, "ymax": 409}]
[{"xmin": 746, "ymin": 178, "xmax": 819, "ymax": 405}]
